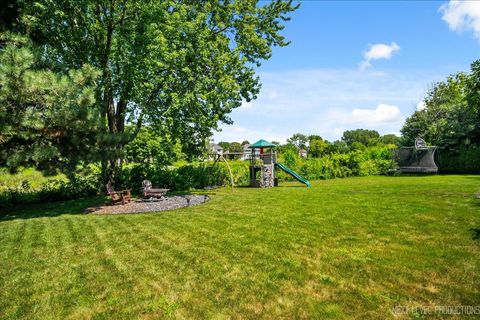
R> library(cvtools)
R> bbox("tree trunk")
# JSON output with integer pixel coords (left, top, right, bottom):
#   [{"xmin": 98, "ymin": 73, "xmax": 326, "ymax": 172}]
[{"xmin": 99, "ymin": 16, "xmax": 138, "ymax": 184}]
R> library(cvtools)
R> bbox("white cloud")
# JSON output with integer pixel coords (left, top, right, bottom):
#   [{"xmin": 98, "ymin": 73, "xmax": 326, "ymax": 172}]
[
  {"xmin": 359, "ymin": 60, "xmax": 372, "ymax": 70},
  {"xmin": 440, "ymin": 0, "xmax": 480, "ymax": 41},
  {"xmin": 327, "ymin": 104, "xmax": 404, "ymax": 126},
  {"xmin": 359, "ymin": 42, "xmax": 400, "ymax": 70},
  {"xmin": 416, "ymin": 101, "xmax": 426, "ymax": 111},
  {"xmin": 365, "ymin": 42, "xmax": 400, "ymax": 60},
  {"xmin": 213, "ymin": 68, "xmax": 447, "ymax": 143},
  {"xmin": 352, "ymin": 104, "xmax": 403, "ymax": 124}
]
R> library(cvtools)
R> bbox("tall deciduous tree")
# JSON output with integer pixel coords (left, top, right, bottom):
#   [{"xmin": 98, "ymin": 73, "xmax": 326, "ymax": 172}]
[
  {"xmin": 308, "ymin": 136, "xmax": 328, "ymax": 158},
  {"xmin": 0, "ymin": 0, "xmax": 20, "ymax": 33},
  {"xmin": 341, "ymin": 129, "xmax": 380, "ymax": 147},
  {"xmin": 400, "ymin": 62, "xmax": 480, "ymax": 172},
  {"xmin": 287, "ymin": 133, "xmax": 308, "ymax": 149},
  {"xmin": 22, "ymin": 0, "xmax": 298, "ymax": 179},
  {"xmin": 123, "ymin": 126, "xmax": 180, "ymax": 166},
  {"xmin": 380, "ymin": 134, "xmax": 400, "ymax": 146},
  {"xmin": 217, "ymin": 141, "xmax": 231, "ymax": 151},
  {"xmin": 401, "ymin": 72, "xmax": 472, "ymax": 149},
  {"xmin": 228, "ymin": 142, "xmax": 243, "ymax": 153}
]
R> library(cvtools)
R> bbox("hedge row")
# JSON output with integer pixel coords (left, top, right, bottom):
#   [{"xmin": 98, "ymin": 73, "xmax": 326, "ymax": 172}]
[
  {"xmin": 0, "ymin": 174, "xmax": 101, "ymax": 208},
  {"xmin": 278, "ymin": 146, "xmax": 396, "ymax": 181},
  {"xmin": 0, "ymin": 146, "xmax": 396, "ymax": 207},
  {"xmin": 115, "ymin": 161, "xmax": 250, "ymax": 192},
  {"xmin": 437, "ymin": 146, "xmax": 480, "ymax": 174},
  {"xmin": 0, "ymin": 162, "xmax": 249, "ymax": 208}
]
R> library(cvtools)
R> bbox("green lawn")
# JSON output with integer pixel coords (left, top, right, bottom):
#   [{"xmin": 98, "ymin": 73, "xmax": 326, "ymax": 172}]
[{"xmin": 1, "ymin": 176, "xmax": 479, "ymax": 319}]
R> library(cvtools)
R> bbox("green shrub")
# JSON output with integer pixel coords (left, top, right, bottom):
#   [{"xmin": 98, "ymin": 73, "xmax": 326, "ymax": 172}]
[
  {"xmin": 438, "ymin": 146, "xmax": 480, "ymax": 174},
  {"xmin": 0, "ymin": 145, "xmax": 395, "ymax": 207},
  {"xmin": 0, "ymin": 173, "xmax": 100, "ymax": 208},
  {"xmin": 276, "ymin": 145, "xmax": 395, "ymax": 182},
  {"xmin": 0, "ymin": 167, "xmax": 67, "ymax": 191},
  {"xmin": 115, "ymin": 161, "xmax": 250, "ymax": 192}
]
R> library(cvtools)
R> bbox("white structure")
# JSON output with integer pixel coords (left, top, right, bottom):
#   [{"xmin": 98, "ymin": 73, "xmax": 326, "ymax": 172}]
[
  {"xmin": 298, "ymin": 149, "xmax": 307, "ymax": 158},
  {"xmin": 241, "ymin": 144, "xmax": 252, "ymax": 160},
  {"xmin": 209, "ymin": 143, "xmax": 223, "ymax": 155},
  {"xmin": 241, "ymin": 143, "xmax": 261, "ymax": 160}
]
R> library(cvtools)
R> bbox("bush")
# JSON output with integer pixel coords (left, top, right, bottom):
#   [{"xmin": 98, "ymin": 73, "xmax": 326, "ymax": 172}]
[
  {"xmin": 437, "ymin": 146, "xmax": 480, "ymax": 174},
  {"xmin": 116, "ymin": 161, "xmax": 250, "ymax": 192},
  {"xmin": 276, "ymin": 145, "xmax": 396, "ymax": 182},
  {"xmin": 0, "ymin": 146, "xmax": 395, "ymax": 207},
  {"xmin": 0, "ymin": 173, "xmax": 100, "ymax": 208}
]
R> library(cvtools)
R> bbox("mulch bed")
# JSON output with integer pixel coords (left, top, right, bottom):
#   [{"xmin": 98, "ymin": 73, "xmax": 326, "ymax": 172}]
[{"xmin": 85, "ymin": 195, "xmax": 209, "ymax": 215}]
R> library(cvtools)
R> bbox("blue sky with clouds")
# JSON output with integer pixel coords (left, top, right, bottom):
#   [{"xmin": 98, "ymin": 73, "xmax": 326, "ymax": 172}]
[{"xmin": 213, "ymin": 0, "xmax": 480, "ymax": 143}]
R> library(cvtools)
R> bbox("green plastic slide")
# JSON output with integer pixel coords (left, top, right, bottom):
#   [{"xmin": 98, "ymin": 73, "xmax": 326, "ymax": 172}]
[{"xmin": 275, "ymin": 162, "xmax": 311, "ymax": 187}]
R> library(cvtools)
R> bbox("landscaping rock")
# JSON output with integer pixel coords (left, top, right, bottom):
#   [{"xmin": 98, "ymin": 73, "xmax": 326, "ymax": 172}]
[{"xmin": 85, "ymin": 195, "xmax": 209, "ymax": 215}]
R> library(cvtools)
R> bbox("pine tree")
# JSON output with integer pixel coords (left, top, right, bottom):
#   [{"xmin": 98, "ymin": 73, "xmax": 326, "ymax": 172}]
[{"xmin": 0, "ymin": 37, "xmax": 99, "ymax": 173}]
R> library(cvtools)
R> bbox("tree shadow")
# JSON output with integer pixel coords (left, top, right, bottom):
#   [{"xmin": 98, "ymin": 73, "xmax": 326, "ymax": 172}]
[
  {"xmin": 469, "ymin": 228, "xmax": 480, "ymax": 241},
  {"xmin": 275, "ymin": 185, "xmax": 308, "ymax": 188},
  {"xmin": 461, "ymin": 176, "xmax": 480, "ymax": 184},
  {"xmin": 0, "ymin": 196, "xmax": 106, "ymax": 221},
  {"xmin": 234, "ymin": 184, "xmax": 307, "ymax": 188},
  {"xmin": 0, "ymin": 189, "xmax": 216, "ymax": 221},
  {"xmin": 394, "ymin": 173, "xmax": 444, "ymax": 178}
]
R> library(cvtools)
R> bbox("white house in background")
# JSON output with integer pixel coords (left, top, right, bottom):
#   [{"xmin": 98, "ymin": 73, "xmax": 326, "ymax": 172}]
[
  {"xmin": 209, "ymin": 143, "xmax": 223, "ymax": 155},
  {"xmin": 241, "ymin": 144, "xmax": 251, "ymax": 160},
  {"xmin": 241, "ymin": 143, "xmax": 261, "ymax": 160},
  {"xmin": 298, "ymin": 149, "xmax": 308, "ymax": 158}
]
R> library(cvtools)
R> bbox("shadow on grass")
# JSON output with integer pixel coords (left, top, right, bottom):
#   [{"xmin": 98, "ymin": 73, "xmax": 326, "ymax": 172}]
[
  {"xmin": 392, "ymin": 174, "xmax": 480, "ymax": 179},
  {"xmin": 470, "ymin": 228, "xmax": 480, "ymax": 241},
  {"xmin": 0, "ymin": 189, "xmax": 211, "ymax": 221},
  {"xmin": 275, "ymin": 185, "xmax": 308, "ymax": 188},
  {"xmin": 0, "ymin": 196, "xmax": 106, "ymax": 221},
  {"xmin": 234, "ymin": 182, "xmax": 309, "ymax": 189},
  {"xmin": 463, "ymin": 175, "xmax": 480, "ymax": 179}
]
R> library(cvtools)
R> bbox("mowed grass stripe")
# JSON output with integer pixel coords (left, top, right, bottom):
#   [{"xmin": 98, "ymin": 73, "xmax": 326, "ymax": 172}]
[
  {"xmin": 0, "ymin": 176, "xmax": 479, "ymax": 319},
  {"xmin": 0, "ymin": 220, "xmax": 28, "ymax": 319}
]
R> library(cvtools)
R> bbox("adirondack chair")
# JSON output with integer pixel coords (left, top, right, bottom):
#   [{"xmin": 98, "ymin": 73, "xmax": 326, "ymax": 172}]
[
  {"xmin": 106, "ymin": 182, "xmax": 131, "ymax": 205},
  {"xmin": 141, "ymin": 180, "xmax": 169, "ymax": 199}
]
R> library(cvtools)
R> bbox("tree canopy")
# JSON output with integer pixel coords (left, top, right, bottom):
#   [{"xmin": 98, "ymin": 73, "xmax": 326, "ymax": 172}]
[
  {"xmin": 287, "ymin": 133, "xmax": 308, "ymax": 149},
  {"xmin": 228, "ymin": 142, "xmax": 243, "ymax": 153},
  {"xmin": 308, "ymin": 135, "xmax": 328, "ymax": 157},
  {"xmin": 401, "ymin": 65, "xmax": 478, "ymax": 150},
  {"xmin": 123, "ymin": 126, "xmax": 182, "ymax": 166},
  {"xmin": 20, "ymin": 0, "xmax": 297, "ymax": 174},
  {"xmin": 341, "ymin": 129, "xmax": 380, "ymax": 147}
]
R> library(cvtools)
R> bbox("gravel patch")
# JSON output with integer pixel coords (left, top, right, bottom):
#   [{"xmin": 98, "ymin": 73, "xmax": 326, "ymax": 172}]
[{"xmin": 86, "ymin": 195, "xmax": 209, "ymax": 215}]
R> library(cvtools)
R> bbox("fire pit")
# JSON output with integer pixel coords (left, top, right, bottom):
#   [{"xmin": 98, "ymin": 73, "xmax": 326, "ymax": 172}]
[{"xmin": 141, "ymin": 180, "xmax": 169, "ymax": 200}]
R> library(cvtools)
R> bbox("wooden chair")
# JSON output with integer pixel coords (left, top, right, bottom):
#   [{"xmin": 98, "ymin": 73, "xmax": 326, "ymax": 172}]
[{"xmin": 106, "ymin": 182, "xmax": 131, "ymax": 205}]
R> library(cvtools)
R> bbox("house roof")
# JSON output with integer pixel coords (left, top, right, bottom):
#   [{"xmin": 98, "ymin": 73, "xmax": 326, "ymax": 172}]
[
  {"xmin": 248, "ymin": 139, "xmax": 277, "ymax": 148},
  {"xmin": 209, "ymin": 143, "xmax": 223, "ymax": 150}
]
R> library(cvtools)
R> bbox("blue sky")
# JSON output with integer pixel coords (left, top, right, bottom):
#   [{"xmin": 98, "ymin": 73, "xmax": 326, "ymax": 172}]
[{"xmin": 213, "ymin": 0, "xmax": 480, "ymax": 143}]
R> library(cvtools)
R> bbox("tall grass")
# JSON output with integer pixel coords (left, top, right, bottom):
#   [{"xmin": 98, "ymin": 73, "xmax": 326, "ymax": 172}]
[{"xmin": 0, "ymin": 167, "xmax": 66, "ymax": 191}]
